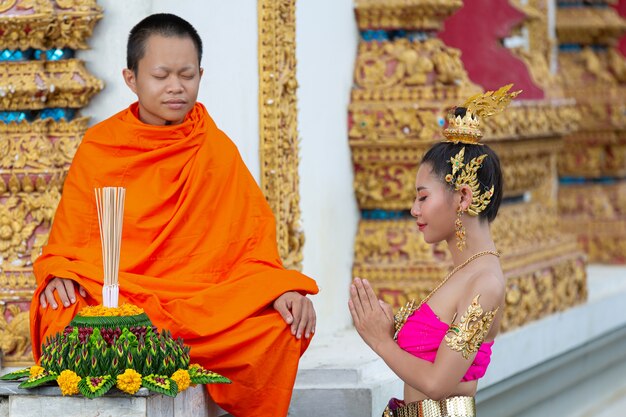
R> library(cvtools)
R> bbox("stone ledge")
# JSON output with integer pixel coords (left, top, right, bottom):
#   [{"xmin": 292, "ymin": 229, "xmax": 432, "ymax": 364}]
[{"xmin": 0, "ymin": 383, "xmax": 229, "ymax": 417}]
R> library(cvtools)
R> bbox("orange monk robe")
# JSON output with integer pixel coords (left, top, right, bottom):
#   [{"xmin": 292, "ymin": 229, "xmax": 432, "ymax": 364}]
[{"xmin": 30, "ymin": 102, "xmax": 319, "ymax": 416}]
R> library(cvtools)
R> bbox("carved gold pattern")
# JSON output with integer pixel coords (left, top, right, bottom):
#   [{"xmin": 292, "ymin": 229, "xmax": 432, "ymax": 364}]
[
  {"xmin": 0, "ymin": 118, "xmax": 84, "ymax": 365},
  {"xmin": 0, "ymin": 59, "xmax": 103, "ymax": 110},
  {"xmin": 555, "ymin": 2, "xmax": 626, "ymax": 264},
  {"xmin": 559, "ymin": 181, "xmax": 626, "ymax": 263},
  {"xmin": 556, "ymin": 7, "xmax": 626, "ymax": 45},
  {"xmin": 355, "ymin": 0, "xmax": 462, "ymax": 31},
  {"xmin": 353, "ymin": 38, "xmax": 477, "ymax": 95},
  {"xmin": 352, "ymin": 137, "xmax": 565, "ymax": 210},
  {"xmin": 0, "ymin": 0, "xmax": 103, "ymax": 50},
  {"xmin": 0, "ymin": 302, "xmax": 32, "ymax": 366},
  {"xmin": 258, "ymin": 0, "xmax": 303, "ymax": 270},
  {"xmin": 350, "ymin": 1, "xmax": 587, "ymax": 332}
]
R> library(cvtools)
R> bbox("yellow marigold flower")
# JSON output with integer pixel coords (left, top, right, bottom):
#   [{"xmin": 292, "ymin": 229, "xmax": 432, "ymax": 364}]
[
  {"xmin": 171, "ymin": 369, "xmax": 191, "ymax": 392},
  {"xmin": 29, "ymin": 365, "xmax": 45, "ymax": 378},
  {"xmin": 57, "ymin": 370, "xmax": 81, "ymax": 396},
  {"xmin": 79, "ymin": 303, "xmax": 144, "ymax": 317},
  {"xmin": 116, "ymin": 369, "xmax": 142, "ymax": 395}
]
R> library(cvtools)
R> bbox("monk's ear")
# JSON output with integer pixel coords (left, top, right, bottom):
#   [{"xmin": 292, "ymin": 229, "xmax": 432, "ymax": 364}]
[
  {"xmin": 122, "ymin": 68, "xmax": 138, "ymax": 94},
  {"xmin": 199, "ymin": 67, "xmax": 204, "ymax": 79}
]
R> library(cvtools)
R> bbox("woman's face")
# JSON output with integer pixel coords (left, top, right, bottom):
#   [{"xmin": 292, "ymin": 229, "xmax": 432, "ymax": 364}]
[{"xmin": 410, "ymin": 163, "xmax": 458, "ymax": 244}]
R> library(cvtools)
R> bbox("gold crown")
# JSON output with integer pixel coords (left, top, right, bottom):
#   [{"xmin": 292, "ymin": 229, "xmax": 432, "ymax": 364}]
[{"xmin": 443, "ymin": 84, "xmax": 522, "ymax": 145}]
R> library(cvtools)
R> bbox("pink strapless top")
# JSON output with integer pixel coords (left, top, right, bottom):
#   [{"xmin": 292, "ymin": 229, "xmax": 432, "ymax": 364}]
[{"xmin": 396, "ymin": 303, "xmax": 494, "ymax": 382}]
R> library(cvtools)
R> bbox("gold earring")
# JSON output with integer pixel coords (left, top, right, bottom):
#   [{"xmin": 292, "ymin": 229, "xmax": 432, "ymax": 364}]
[{"xmin": 455, "ymin": 208, "xmax": 466, "ymax": 251}]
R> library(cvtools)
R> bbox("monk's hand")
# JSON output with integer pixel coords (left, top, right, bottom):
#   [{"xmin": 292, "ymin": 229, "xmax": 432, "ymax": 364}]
[
  {"xmin": 273, "ymin": 291, "xmax": 316, "ymax": 340},
  {"xmin": 348, "ymin": 277, "xmax": 394, "ymax": 353},
  {"xmin": 40, "ymin": 277, "xmax": 87, "ymax": 310}
]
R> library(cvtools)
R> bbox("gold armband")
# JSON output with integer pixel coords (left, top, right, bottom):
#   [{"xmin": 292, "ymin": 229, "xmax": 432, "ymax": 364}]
[{"xmin": 444, "ymin": 295, "xmax": 498, "ymax": 359}]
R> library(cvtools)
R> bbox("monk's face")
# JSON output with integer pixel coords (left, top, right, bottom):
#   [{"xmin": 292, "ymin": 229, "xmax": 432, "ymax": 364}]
[{"xmin": 123, "ymin": 34, "xmax": 203, "ymax": 126}]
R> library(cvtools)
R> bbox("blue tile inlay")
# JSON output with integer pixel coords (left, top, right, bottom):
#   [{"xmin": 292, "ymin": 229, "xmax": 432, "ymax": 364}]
[
  {"xmin": 33, "ymin": 48, "xmax": 75, "ymax": 61},
  {"xmin": 0, "ymin": 49, "xmax": 34, "ymax": 61},
  {"xmin": 38, "ymin": 108, "xmax": 76, "ymax": 121},
  {"xmin": 560, "ymin": 176, "xmax": 618, "ymax": 184},
  {"xmin": 0, "ymin": 111, "xmax": 31, "ymax": 123},
  {"xmin": 361, "ymin": 209, "xmax": 410, "ymax": 220},
  {"xmin": 361, "ymin": 30, "xmax": 432, "ymax": 42}
]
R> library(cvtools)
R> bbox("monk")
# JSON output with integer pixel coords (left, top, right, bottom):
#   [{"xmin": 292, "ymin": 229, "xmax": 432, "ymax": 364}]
[{"xmin": 30, "ymin": 13, "xmax": 318, "ymax": 416}]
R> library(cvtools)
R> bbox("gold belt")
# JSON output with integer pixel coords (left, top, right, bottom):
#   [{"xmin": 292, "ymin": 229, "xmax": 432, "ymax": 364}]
[{"xmin": 382, "ymin": 396, "xmax": 476, "ymax": 417}]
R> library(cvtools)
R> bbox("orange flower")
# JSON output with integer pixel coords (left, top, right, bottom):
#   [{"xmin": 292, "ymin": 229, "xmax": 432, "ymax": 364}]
[
  {"xmin": 171, "ymin": 369, "xmax": 191, "ymax": 392},
  {"xmin": 57, "ymin": 370, "xmax": 81, "ymax": 396},
  {"xmin": 79, "ymin": 303, "xmax": 144, "ymax": 317},
  {"xmin": 29, "ymin": 365, "xmax": 45, "ymax": 378},
  {"xmin": 116, "ymin": 369, "xmax": 142, "ymax": 395}
]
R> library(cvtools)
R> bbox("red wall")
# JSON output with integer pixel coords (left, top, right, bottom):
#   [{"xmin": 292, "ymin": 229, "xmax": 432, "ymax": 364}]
[{"xmin": 439, "ymin": 0, "xmax": 544, "ymax": 99}]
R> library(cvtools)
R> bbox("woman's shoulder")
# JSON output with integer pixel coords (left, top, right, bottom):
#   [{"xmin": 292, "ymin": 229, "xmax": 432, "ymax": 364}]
[{"xmin": 459, "ymin": 269, "xmax": 505, "ymax": 312}]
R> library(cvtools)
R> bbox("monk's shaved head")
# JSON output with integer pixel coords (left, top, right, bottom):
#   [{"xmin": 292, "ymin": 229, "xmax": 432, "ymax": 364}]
[{"xmin": 127, "ymin": 13, "xmax": 202, "ymax": 74}]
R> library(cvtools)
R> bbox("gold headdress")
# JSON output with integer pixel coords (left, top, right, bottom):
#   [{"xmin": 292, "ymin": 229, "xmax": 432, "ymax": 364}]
[
  {"xmin": 443, "ymin": 84, "xmax": 522, "ymax": 145},
  {"xmin": 442, "ymin": 85, "xmax": 521, "ymax": 217}
]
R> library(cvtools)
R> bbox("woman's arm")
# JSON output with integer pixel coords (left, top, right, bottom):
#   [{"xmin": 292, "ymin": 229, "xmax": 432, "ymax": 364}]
[{"xmin": 349, "ymin": 277, "xmax": 503, "ymax": 400}]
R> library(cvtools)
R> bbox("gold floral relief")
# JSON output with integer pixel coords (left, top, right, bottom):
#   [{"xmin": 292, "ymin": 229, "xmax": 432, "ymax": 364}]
[
  {"xmin": 354, "ymin": 38, "xmax": 474, "ymax": 92},
  {"xmin": 355, "ymin": 0, "xmax": 462, "ymax": 31},
  {"xmin": 556, "ymin": 6, "xmax": 626, "ymax": 46},
  {"xmin": 258, "ymin": 0, "xmax": 303, "ymax": 270},
  {"xmin": 0, "ymin": 60, "xmax": 103, "ymax": 110},
  {"xmin": 0, "ymin": 0, "xmax": 102, "ymax": 50}
]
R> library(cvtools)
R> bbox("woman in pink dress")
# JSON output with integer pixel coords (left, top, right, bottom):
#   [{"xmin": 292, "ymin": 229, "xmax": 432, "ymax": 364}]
[{"xmin": 348, "ymin": 86, "xmax": 521, "ymax": 417}]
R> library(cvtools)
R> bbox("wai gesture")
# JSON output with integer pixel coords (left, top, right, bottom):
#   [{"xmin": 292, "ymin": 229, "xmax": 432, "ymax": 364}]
[{"xmin": 348, "ymin": 277, "xmax": 395, "ymax": 353}]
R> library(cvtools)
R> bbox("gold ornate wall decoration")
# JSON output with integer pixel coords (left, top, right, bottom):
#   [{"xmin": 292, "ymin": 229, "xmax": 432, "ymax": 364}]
[
  {"xmin": 355, "ymin": 0, "xmax": 462, "ymax": 32},
  {"xmin": 0, "ymin": 1, "xmax": 102, "ymax": 366},
  {"xmin": 555, "ymin": 1, "xmax": 626, "ymax": 263},
  {"xmin": 0, "ymin": 0, "xmax": 102, "ymax": 50},
  {"xmin": 0, "ymin": 118, "xmax": 87, "ymax": 268},
  {"xmin": 557, "ymin": 6, "xmax": 626, "ymax": 45},
  {"xmin": 0, "ymin": 60, "xmax": 103, "ymax": 110},
  {"xmin": 351, "ymin": 0, "xmax": 587, "ymax": 332},
  {"xmin": 258, "ymin": 0, "xmax": 303, "ymax": 270},
  {"xmin": 559, "ymin": 181, "xmax": 626, "ymax": 263}
]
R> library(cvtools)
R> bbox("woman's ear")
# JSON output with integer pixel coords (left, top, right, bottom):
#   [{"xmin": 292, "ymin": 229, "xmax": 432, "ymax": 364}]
[{"xmin": 458, "ymin": 184, "xmax": 473, "ymax": 212}]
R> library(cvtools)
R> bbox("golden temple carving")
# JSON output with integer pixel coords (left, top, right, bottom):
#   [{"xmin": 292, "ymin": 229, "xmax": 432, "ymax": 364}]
[
  {"xmin": 0, "ymin": 1, "xmax": 102, "ymax": 365},
  {"xmin": 351, "ymin": 0, "xmax": 587, "ymax": 332},
  {"xmin": 555, "ymin": 1, "xmax": 626, "ymax": 263},
  {"xmin": 0, "ymin": 60, "xmax": 103, "ymax": 110},
  {"xmin": 355, "ymin": 0, "xmax": 462, "ymax": 31},
  {"xmin": 258, "ymin": 0, "xmax": 303, "ymax": 270},
  {"xmin": 557, "ymin": 7, "xmax": 626, "ymax": 45},
  {"xmin": 0, "ymin": 0, "xmax": 103, "ymax": 50}
]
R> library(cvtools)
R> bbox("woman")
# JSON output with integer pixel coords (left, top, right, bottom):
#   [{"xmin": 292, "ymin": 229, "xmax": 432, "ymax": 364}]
[{"xmin": 348, "ymin": 86, "xmax": 520, "ymax": 417}]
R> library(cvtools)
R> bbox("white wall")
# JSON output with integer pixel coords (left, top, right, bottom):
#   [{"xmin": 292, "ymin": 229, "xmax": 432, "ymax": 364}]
[
  {"xmin": 78, "ymin": 0, "xmax": 359, "ymax": 336},
  {"xmin": 78, "ymin": 0, "xmax": 260, "ymax": 175},
  {"xmin": 297, "ymin": 0, "xmax": 359, "ymax": 336}
]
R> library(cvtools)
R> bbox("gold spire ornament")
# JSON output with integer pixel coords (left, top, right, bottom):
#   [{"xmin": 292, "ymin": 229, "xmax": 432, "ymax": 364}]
[{"xmin": 443, "ymin": 84, "xmax": 522, "ymax": 145}]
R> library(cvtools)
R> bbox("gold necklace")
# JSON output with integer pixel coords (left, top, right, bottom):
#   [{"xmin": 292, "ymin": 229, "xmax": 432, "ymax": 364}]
[{"xmin": 393, "ymin": 250, "xmax": 500, "ymax": 340}]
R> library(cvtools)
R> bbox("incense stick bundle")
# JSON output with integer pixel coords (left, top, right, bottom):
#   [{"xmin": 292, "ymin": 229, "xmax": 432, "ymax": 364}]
[{"xmin": 95, "ymin": 187, "xmax": 126, "ymax": 308}]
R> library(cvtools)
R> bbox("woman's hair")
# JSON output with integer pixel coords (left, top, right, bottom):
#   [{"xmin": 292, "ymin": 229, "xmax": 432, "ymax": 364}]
[
  {"xmin": 127, "ymin": 13, "xmax": 203, "ymax": 73},
  {"xmin": 421, "ymin": 109, "xmax": 503, "ymax": 222}
]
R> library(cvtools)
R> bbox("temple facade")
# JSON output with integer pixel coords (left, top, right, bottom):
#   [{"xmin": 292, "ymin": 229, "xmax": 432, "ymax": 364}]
[{"xmin": 0, "ymin": 0, "xmax": 624, "ymax": 416}]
